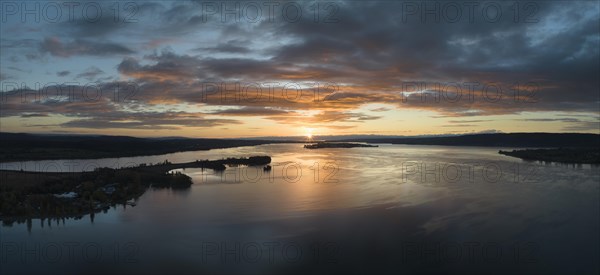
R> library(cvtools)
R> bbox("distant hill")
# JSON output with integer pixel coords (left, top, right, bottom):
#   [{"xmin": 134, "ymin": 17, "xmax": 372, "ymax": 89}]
[
  {"xmin": 1, "ymin": 132, "xmax": 598, "ymax": 163},
  {"xmin": 0, "ymin": 132, "xmax": 287, "ymax": 163},
  {"xmin": 341, "ymin": 133, "xmax": 600, "ymax": 147}
]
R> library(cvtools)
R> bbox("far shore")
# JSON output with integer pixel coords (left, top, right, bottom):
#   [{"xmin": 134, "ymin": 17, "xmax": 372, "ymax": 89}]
[
  {"xmin": 1, "ymin": 132, "xmax": 598, "ymax": 163},
  {"xmin": 304, "ymin": 142, "xmax": 379, "ymax": 149},
  {"xmin": 499, "ymin": 148, "xmax": 600, "ymax": 164}
]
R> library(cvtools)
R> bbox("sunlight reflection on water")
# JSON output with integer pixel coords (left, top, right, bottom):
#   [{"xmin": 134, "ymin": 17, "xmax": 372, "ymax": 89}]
[{"xmin": 1, "ymin": 144, "xmax": 598, "ymax": 274}]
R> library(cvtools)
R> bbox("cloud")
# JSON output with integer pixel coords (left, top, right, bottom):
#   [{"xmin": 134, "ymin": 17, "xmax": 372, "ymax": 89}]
[
  {"xmin": 562, "ymin": 121, "xmax": 600, "ymax": 132},
  {"xmin": 194, "ymin": 40, "xmax": 251, "ymax": 54},
  {"xmin": 61, "ymin": 17, "xmax": 130, "ymax": 38},
  {"xmin": 1, "ymin": 1, "xmax": 599, "ymax": 135},
  {"xmin": 370, "ymin": 107, "xmax": 391, "ymax": 112},
  {"xmin": 447, "ymin": 120, "xmax": 490, "ymax": 123},
  {"xmin": 0, "ymin": 73, "xmax": 11, "ymax": 81},
  {"xmin": 516, "ymin": 118, "xmax": 582, "ymax": 123},
  {"xmin": 515, "ymin": 117, "xmax": 600, "ymax": 132},
  {"xmin": 209, "ymin": 107, "xmax": 290, "ymax": 116},
  {"xmin": 20, "ymin": 113, "xmax": 49, "ymax": 118},
  {"xmin": 40, "ymin": 37, "xmax": 134, "ymax": 57},
  {"xmin": 76, "ymin": 67, "xmax": 105, "ymax": 81},
  {"xmin": 442, "ymin": 124, "xmax": 476, "ymax": 127},
  {"xmin": 117, "ymin": 51, "xmax": 204, "ymax": 82},
  {"xmin": 8, "ymin": 66, "xmax": 31, "ymax": 73},
  {"xmin": 56, "ymin": 71, "xmax": 70, "ymax": 77},
  {"xmin": 1, "ymin": 38, "xmax": 38, "ymax": 49},
  {"xmin": 264, "ymin": 111, "xmax": 382, "ymax": 127},
  {"xmin": 59, "ymin": 111, "xmax": 241, "ymax": 130}
]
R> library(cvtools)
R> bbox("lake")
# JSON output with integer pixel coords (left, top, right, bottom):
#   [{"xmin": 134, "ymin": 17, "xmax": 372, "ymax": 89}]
[{"xmin": 1, "ymin": 144, "xmax": 598, "ymax": 274}]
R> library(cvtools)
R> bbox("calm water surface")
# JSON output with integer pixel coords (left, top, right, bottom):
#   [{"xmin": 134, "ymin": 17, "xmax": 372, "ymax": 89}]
[{"xmin": 1, "ymin": 144, "xmax": 598, "ymax": 274}]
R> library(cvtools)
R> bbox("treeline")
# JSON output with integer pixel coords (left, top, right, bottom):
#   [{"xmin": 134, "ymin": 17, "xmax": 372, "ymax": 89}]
[
  {"xmin": 304, "ymin": 142, "xmax": 378, "ymax": 149},
  {"xmin": 499, "ymin": 148, "xmax": 600, "ymax": 164},
  {"xmin": 0, "ymin": 132, "xmax": 285, "ymax": 162},
  {"xmin": 0, "ymin": 166, "xmax": 186, "ymax": 225},
  {"xmin": 343, "ymin": 133, "xmax": 600, "ymax": 147},
  {"xmin": 0, "ymin": 156, "xmax": 272, "ymax": 224}
]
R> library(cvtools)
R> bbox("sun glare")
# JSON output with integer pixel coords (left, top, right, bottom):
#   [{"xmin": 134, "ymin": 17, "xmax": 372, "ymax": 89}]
[{"xmin": 304, "ymin": 128, "xmax": 314, "ymax": 140}]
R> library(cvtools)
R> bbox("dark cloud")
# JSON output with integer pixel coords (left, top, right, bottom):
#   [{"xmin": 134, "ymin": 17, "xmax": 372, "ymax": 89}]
[
  {"xmin": 59, "ymin": 111, "xmax": 241, "ymax": 130},
  {"xmin": 49, "ymin": 2, "xmax": 600, "ymax": 115},
  {"xmin": 20, "ymin": 113, "xmax": 49, "ymax": 118},
  {"xmin": 265, "ymin": 111, "xmax": 382, "ymax": 126},
  {"xmin": 61, "ymin": 17, "xmax": 130, "ymax": 38},
  {"xmin": 209, "ymin": 107, "xmax": 290, "ymax": 116},
  {"xmin": 40, "ymin": 37, "xmax": 135, "ymax": 57},
  {"xmin": 516, "ymin": 117, "xmax": 600, "ymax": 132},
  {"xmin": 0, "ymin": 73, "xmax": 11, "ymax": 81},
  {"xmin": 448, "ymin": 120, "xmax": 490, "ymax": 123},
  {"xmin": 1, "ymin": 38, "xmax": 38, "ymax": 49},
  {"xmin": 1, "ymin": 1, "xmax": 598, "ymax": 134},
  {"xmin": 118, "ymin": 51, "xmax": 203, "ymax": 81},
  {"xmin": 76, "ymin": 67, "xmax": 105, "ymax": 81},
  {"xmin": 562, "ymin": 121, "xmax": 600, "ymax": 132},
  {"xmin": 442, "ymin": 124, "xmax": 475, "ymax": 127},
  {"xmin": 370, "ymin": 107, "xmax": 391, "ymax": 112},
  {"xmin": 517, "ymin": 118, "xmax": 582, "ymax": 123},
  {"xmin": 194, "ymin": 40, "xmax": 252, "ymax": 54}
]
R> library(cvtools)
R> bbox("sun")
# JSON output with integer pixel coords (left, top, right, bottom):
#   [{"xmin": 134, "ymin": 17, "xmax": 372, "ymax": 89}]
[{"xmin": 304, "ymin": 128, "xmax": 314, "ymax": 140}]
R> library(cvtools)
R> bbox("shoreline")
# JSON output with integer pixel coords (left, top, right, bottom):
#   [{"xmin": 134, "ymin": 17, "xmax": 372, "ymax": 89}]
[
  {"xmin": 2, "ymin": 132, "xmax": 598, "ymax": 163},
  {"xmin": 303, "ymin": 142, "xmax": 379, "ymax": 149},
  {"xmin": 0, "ymin": 156, "xmax": 272, "ymax": 225},
  {"xmin": 498, "ymin": 148, "xmax": 600, "ymax": 164}
]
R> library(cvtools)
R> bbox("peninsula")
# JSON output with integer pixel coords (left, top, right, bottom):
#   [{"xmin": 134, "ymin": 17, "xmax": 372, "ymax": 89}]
[{"xmin": 0, "ymin": 156, "xmax": 272, "ymax": 225}]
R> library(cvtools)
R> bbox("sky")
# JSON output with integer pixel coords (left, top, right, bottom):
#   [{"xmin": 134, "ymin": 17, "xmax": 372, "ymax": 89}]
[{"xmin": 0, "ymin": 0, "xmax": 599, "ymax": 138}]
